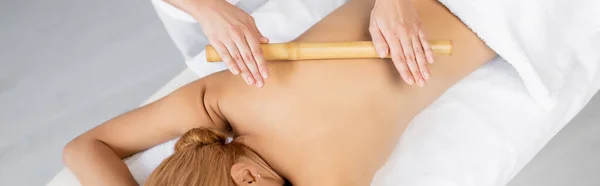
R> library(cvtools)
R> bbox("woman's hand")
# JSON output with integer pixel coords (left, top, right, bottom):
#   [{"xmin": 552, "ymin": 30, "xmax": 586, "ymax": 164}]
[
  {"xmin": 190, "ymin": 0, "xmax": 269, "ymax": 87},
  {"xmin": 369, "ymin": 0, "xmax": 434, "ymax": 87}
]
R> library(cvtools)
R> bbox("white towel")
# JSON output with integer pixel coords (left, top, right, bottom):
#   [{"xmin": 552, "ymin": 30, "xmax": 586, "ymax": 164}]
[
  {"xmin": 153, "ymin": 0, "xmax": 242, "ymax": 22},
  {"xmin": 438, "ymin": 0, "xmax": 600, "ymax": 109}
]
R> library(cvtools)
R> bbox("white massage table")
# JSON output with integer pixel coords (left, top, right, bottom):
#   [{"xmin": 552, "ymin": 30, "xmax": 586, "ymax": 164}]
[{"xmin": 47, "ymin": 0, "xmax": 600, "ymax": 185}]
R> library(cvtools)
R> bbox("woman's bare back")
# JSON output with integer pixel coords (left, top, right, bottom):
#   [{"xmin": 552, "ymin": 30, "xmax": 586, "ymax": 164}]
[
  {"xmin": 197, "ymin": 0, "xmax": 495, "ymax": 184},
  {"xmin": 204, "ymin": 58, "xmax": 405, "ymax": 185}
]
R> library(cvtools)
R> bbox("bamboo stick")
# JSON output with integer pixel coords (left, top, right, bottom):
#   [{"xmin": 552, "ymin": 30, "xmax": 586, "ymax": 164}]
[{"xmin": 205, "ymin": 40, "xmax": 452, "ymax": 62}]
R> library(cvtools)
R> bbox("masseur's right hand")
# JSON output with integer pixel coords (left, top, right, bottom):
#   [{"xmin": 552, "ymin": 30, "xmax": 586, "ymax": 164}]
[
  {"xmin": 169, "ymin": 0, "xmax": 269, "ymax": 87},
  {"xmin": 370, "ymin": 0, "xmax": 434, "ymax": 87}
]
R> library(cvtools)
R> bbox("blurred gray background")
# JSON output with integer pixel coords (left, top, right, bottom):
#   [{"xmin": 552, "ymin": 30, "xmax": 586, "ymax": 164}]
[{"xmin": 0, "ymin": 0, "xmax": 598, "ymax": 185}]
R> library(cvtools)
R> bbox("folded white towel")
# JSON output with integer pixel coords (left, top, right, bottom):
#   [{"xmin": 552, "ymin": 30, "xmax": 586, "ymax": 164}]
[{"xmin": 438, "ymin": 0, "xmax": 600, "ymax": 109}]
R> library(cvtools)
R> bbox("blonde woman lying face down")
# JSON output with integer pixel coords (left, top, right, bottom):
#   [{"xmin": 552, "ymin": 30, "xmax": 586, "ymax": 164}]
[{"xmin": 63, "ymin": 0, "xmax": 495, "ymax": 185}]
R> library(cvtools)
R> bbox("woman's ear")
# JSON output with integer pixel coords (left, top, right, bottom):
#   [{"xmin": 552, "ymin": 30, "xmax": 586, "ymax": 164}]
[{"xmin": 231, "ymin": 163, "xmax": 260, "ymax": 185}]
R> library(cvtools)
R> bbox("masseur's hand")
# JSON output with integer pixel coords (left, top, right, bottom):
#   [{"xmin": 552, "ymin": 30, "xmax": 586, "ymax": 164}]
[
  {"xmin": 370, "ymin": 0, "xmax": 434, "ymax": 87},
  {"xmin": 189, "ymin": 0, "xmax": 269, "ymax": 87}
]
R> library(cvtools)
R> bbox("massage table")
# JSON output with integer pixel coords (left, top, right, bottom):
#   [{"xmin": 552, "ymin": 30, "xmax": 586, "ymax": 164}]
[{"xmin": 47, "ymin": 0, "xmax": 600, "ymax": 185}]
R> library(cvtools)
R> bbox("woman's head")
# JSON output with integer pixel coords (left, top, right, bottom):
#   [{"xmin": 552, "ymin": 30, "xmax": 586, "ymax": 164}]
[{"xmin": 145, "ymin": 127, "xmax": 285, "ymax": 186}]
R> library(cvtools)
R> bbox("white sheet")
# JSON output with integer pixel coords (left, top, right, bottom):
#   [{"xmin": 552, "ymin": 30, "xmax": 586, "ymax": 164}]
[{"xmin": 47, "ymin": 0, "xmax": 600, "ymax": 185}]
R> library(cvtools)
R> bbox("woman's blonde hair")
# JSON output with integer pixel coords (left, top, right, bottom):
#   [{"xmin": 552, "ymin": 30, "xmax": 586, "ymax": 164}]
[{"xmin": 145, "ymin": 127, "xmax": 251, "ymax": 186}]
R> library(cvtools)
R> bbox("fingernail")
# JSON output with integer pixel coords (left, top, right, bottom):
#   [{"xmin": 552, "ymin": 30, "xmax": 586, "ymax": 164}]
[
  {"xmin": 407, "ymin": 78, "xmax": 414, "ymax": 85},
  {"xmin": 428, "ymin": 57, "xmax": 434, "ymax": 64},
  {"xmin": 418, "ymin": 79, "xmax": 425, "ymax": 87},
  {"xmin": 244, "ymin": 77, "xmax": 250, "ymax": 85},
  {"xmin": 249, "ymin": 77, "xmax": 255, "ymax": 85},
  {"xmin": 256, "ymin": 80, "xmax": 264, "ymax": 88},
  {"xmin": 231, "ymin": 68, "xmax": 240, "ymax": 75},
  {"xmin": 423, "ymin": 72, "xmax": 430, "ymax": 80},
  {"xmin": 262, "ymin": 71, "xmax": 269, "ymax": 79},
  {"xmin": 261, "ymin": 37, "xmax": 269, "ymax": 43},
  {"xmin": 378, "ymin": 49, "xmax": 386, "ymax": 58},
  {"xmin": 245, "ymin": 77, "xmax": 253, "ymax": 85}
]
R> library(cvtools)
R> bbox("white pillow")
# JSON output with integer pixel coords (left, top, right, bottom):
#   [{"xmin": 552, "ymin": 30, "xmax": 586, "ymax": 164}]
[{"xmin": 438, "ymin": 0, "xmax": 600, "ymax": 110}]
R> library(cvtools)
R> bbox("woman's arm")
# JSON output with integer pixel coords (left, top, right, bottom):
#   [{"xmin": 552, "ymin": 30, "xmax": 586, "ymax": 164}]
[{"xmin": 62, "ymin": 80, "xmax": 226, "ymax": 186}]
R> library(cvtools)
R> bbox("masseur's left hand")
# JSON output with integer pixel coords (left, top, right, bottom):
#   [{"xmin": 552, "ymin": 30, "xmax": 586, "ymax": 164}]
[{"xmin": 370, "ymin": 0, "xmax": 434, "ymax": 87}]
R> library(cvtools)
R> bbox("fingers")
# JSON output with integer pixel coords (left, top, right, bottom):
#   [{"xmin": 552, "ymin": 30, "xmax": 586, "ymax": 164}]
[
  {"xmin": 418, "ymin": 30, "xmax": 434, "ymax": 64},
  {"xmin": 260, "ymin": 37, "xmax": 269, "ymax": 43},
  {"xmin": 380, "ymin": 24, "xmax": 414, "ymax": 85},
  {"xmin": 212, "ymin": 21, "xmax": 269, "ymax": 88},
  {"xmin": 210, "ymin": 40, "xmax": 240, "ymax": 75},
  {"xmin": 244, "ymin": 30, "xmax": 269, "ymax": 87},
  {"xmin": 227, "ymin": 19, "xmax": 269, "ymax": 87},
  {"xmin": 232, "ymin": 31, "xmax": 263, "ymax": 87},
  {"xmin": 246, "ymin": 36, "xmax": 268, "ymax": 78},
  {"xmin": 202, "ymin": 9, "xmax": 269, "ymax": 87},
  {"xmin": 246, "ymin": 25, "xmax": 269, "ymax": 79},
  {"xmin": 391, "ymin": 45, "xmax": 414, "ymax": 86},
  {"xmin": 411, "ymin": 36, "xmax": 430, "ymax": 81},
  {"xmin": 369, "ymin": 22, "xmax": 389, "ymax": 58},
  {"xmin": 223, "ymin": 39, "xmax": 254, "ymax": 86},
  {"xmin": 396, "ymin": 28, "xmax": 425, "ymax": 87}
]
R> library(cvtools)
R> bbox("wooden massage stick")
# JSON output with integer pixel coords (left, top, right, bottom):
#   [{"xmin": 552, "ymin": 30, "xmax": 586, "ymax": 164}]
[{"xmin": 205, "ymin": 40, "xmax": 452, "ymax": 62}]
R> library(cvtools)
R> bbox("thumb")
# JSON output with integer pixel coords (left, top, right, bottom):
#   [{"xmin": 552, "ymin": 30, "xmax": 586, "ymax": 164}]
[
  {"xmin": 260, "ymin": 36, "xmax": 269, "ymax": 43},
  {"xmin": 249, "ymin": 24, "xmax": 269, "ymax": 43}
]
